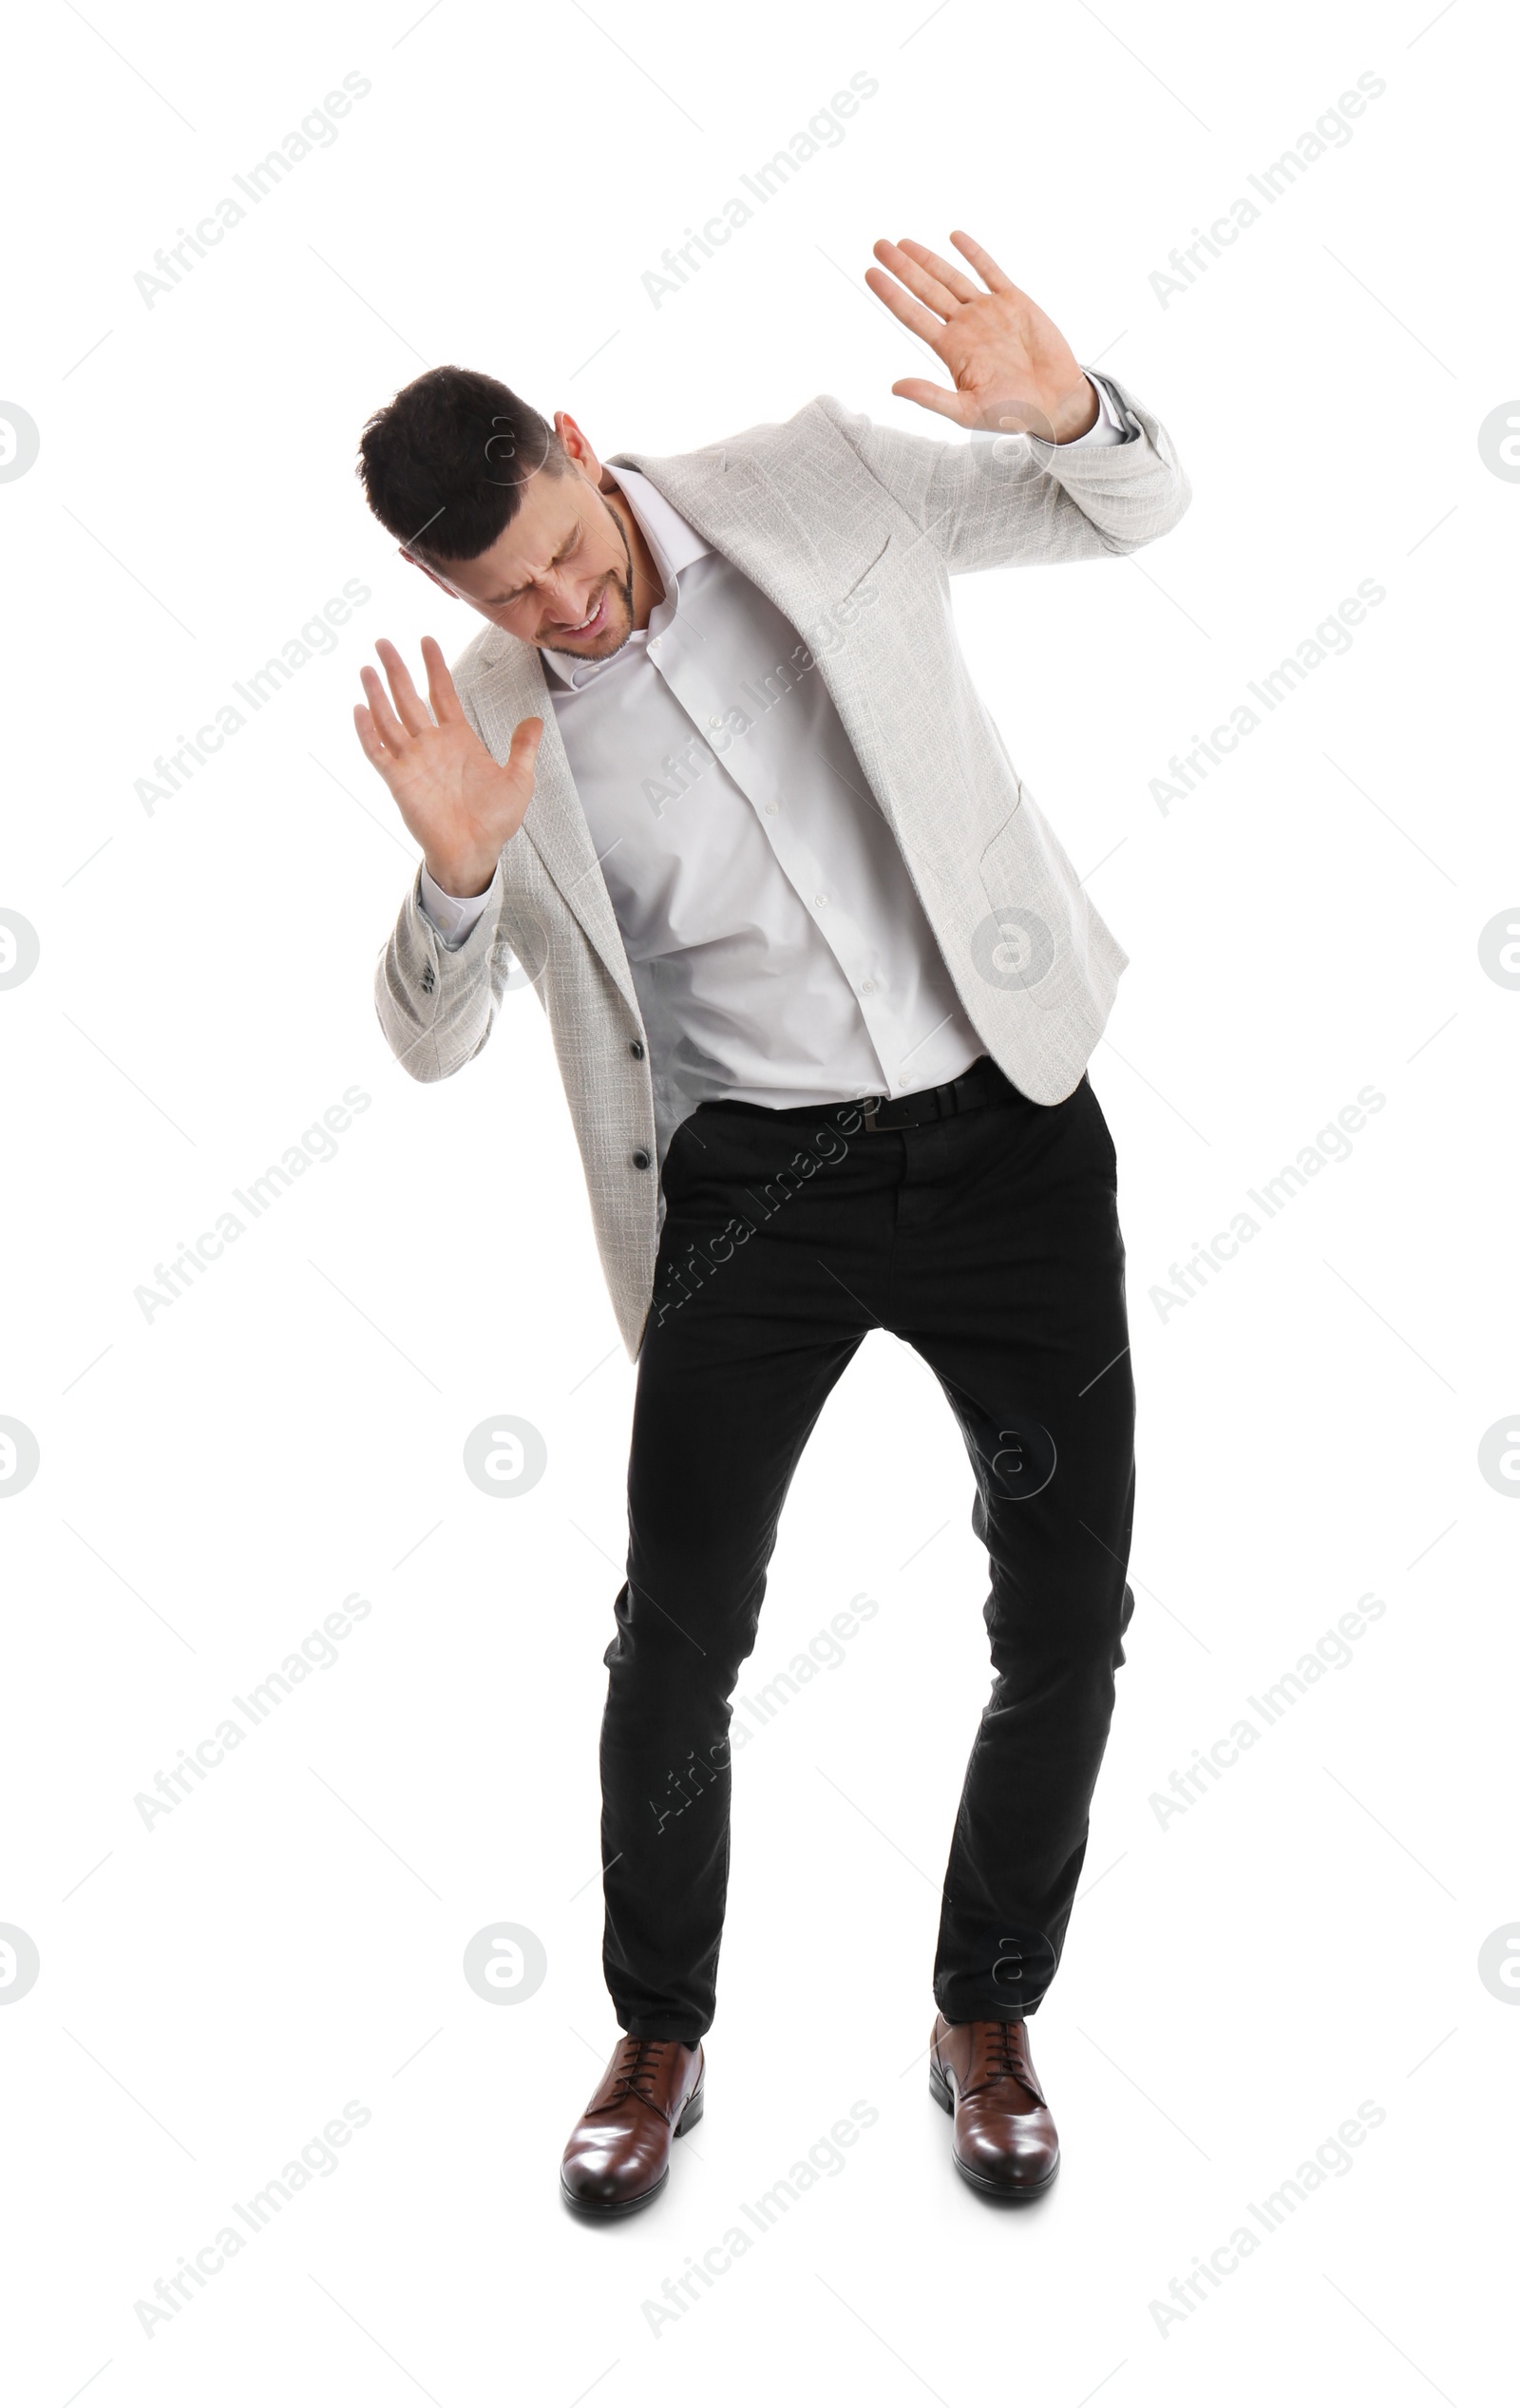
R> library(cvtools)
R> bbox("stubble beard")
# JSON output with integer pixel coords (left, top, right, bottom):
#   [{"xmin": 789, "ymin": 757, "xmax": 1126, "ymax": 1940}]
[{"xmin": 556, "ymin": 491, "xmax": 637, "ymax": 659}]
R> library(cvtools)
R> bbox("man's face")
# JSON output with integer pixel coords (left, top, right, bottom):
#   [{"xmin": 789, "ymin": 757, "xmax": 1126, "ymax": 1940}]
[{"xmin": 411, "ymin": 422, "xmax": 636, "ymax": 659}]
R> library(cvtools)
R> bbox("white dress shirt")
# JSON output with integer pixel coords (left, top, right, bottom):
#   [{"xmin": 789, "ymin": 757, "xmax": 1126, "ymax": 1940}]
[{"xmin": 421, "ymin": 377, "xmax": 1128, "ymax": 1163}]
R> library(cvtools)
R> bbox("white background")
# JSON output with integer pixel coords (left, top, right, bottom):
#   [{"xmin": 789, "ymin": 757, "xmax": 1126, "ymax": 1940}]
[{"xmin": 2, "ymin": 1, "xmax": 1515, "ymax": 2400}]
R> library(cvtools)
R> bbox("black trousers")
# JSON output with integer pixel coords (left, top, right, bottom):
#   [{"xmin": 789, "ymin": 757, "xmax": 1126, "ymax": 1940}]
[{"xmin": 598, "ymin": 1057, "xmax": 1135, "ymax": 2041}]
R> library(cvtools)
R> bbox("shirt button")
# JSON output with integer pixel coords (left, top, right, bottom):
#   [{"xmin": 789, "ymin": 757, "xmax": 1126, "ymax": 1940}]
[
  {"xmin": 709, "ymin": 715, "xmax": 722, "ymax": 730},
  {"xmin": 648, "ymin": 638, "xmax": 661, "ymax": 656},
  {"xmin": 764, "ymin": 802, "xmax": 778, "ymax": 817},
  {"xmin": 632, "ymin": 1148, "xmax": 652, "ymax": 1169},
  {"xmin": 814, "ymin": 893, "xmax": 828, "ymax": 908},
  {"xmin": 861, "ymin": 979, "xmax": 876, "ymax": 995},
  {"xmin": 629, "ymin": 1038, "xmax": 645, "ymax": 1059}
]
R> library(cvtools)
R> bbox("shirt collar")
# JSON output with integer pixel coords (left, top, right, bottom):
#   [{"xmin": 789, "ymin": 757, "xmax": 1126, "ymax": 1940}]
[{"xmin": 540, "ymin": 465, "xmax": 710, "ymax": 690}]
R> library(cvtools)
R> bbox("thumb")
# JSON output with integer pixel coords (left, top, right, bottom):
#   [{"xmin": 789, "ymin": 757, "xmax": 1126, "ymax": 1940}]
[
  {"xmin": 506, "ymin": 715, "xmax": 544, "ymax": 777},
  {"xmin": 890, "ymin": 379, "xmax": 970, "ymax": 424}
]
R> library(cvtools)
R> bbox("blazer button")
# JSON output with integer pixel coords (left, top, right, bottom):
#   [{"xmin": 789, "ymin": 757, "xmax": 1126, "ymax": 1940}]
[
  {"xmin": 632, "ymin": 1148, "xmax": 652, "ymax": 1169},
  {"xmin": 629, "ymin": 1038, "xmax": 645, "ymax": 1058}
]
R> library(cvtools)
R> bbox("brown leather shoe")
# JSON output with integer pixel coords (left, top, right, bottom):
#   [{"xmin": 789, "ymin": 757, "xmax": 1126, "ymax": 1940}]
[
  {"xmin": 929, "ymin": 2013, "xmax": 1059, "ymax": 2198},
  {"xmin": 560, "ymin": 2034, "xmax": 704, "ymax": 2216}
]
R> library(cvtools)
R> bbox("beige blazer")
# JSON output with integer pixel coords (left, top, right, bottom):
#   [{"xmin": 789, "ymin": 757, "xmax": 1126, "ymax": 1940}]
[{"xmin": 373, "ymin": 374, "xmax": 1189, "ymax": 1356}]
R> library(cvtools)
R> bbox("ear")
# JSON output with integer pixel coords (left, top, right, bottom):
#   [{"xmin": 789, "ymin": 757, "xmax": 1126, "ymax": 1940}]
[
  {"xmin": 399, "ymin": 545, "xmax": 458, "ymax": 597},
  {"xmin": 553, "ymin": 408, "xmax": 603, "ymax": 486}
]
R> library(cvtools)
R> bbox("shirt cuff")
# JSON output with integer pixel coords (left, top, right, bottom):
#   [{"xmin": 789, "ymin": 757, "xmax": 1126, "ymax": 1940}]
[
  {"xmin": 419, "ymin": 863, "xmax": 494, "ymax": 942},
  {"xmin": 1056, "ymin": 372, "xmax": 1129, "ymax": 448}
]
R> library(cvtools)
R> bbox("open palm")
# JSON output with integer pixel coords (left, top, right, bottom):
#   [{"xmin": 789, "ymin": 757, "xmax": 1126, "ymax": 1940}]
[
  {"xmin": 864, "ymin": 228, "xmax": 1096, "ymax": 444},
  {"xmin": 354, "ymin": 635, "xmax": 542, "ymax": 897}
]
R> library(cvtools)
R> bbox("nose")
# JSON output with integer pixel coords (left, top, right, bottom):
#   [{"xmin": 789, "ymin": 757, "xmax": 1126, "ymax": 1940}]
[{"xmin": 542, "ymin": 572, "xmax": 600, "ymax": 629}]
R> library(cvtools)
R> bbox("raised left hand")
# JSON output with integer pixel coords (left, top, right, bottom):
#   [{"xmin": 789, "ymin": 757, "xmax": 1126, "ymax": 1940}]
[{"xmin": 864, "ymin": 229, "xmax": 1098, "ymax": 445}]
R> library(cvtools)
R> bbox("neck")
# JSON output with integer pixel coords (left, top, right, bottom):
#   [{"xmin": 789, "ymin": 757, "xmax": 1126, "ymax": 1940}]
[{"xmin": 598, "ymin": 472, "xmax": 664, "ymax": 631}]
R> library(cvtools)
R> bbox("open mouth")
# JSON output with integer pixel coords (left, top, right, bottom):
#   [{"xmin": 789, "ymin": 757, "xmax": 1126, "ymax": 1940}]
[{"xmin": 557, "ymin": 588, "xmax": 609, "ymax": 641}]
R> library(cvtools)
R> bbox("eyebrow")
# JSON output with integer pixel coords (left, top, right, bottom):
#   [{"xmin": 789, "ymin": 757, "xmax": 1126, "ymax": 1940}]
[{"xmin": 482, "ymin": 524, "xmax": 581, "ymax": 606}]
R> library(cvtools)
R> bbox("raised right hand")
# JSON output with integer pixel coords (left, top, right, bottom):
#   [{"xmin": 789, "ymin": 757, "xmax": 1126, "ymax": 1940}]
[{"xmin": 354, "ymin": 635, "xmax": 542, "ymax": 898}]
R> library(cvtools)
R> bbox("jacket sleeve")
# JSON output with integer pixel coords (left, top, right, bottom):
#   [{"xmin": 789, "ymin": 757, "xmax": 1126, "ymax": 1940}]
[
  {"xmin": 816, "ymin": 370, "xmax": 1189, "ymax": 574},
  {"xmin": 370, "ymin": 654, "xmax": 543, "ymax": 1081},
  {"xmin": 372, "ymin": 853, "xmax": 524, "ymax": 1083}
]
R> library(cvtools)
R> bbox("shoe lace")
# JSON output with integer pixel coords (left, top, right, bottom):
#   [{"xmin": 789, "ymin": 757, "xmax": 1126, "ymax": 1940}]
[
  {"xmin": 605, "ymin": 2036, "xmax": 680, "ymax": 2112},
  {"xmin": 964, "ymin": 2019, "xmax": 1045, "ymax": 2107}
]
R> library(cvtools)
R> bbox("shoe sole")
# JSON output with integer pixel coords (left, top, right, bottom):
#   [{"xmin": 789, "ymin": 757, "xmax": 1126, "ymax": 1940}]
[
  {"xmin": 560, "ymin": 2086, "xmax": 705, "ymax": 2218},
  {"xmin": 928, "ymin": 2059, "xmax": 1060, "ymax": 2199}
]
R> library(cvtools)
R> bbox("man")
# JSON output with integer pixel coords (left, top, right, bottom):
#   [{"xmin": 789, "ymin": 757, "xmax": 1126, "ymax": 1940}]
[{"xmin": 353, "ymin": 230, "xmax": 1189, "ymax": 2212}]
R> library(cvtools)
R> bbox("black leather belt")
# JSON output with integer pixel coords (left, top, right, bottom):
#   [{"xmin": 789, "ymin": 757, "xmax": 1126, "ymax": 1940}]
[
  {"xmin": 854, "ymin": 1055, "xmax": 1010, "ymax": 1132},
  {"xmin": 718, "ymin": 1055, "xmax": 1014, "ymax": 1134}
]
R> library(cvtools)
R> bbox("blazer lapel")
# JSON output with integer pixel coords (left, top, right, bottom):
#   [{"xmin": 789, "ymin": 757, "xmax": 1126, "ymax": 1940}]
[
  {"xmin": 466, "ymin": 635, "xmax": 642, "ymax": 1017},
  {"xmin": 612, "ymin": 425, "xmax": 889, "ymax": 781},
  {"xmin": 611, "ymin": 440, "xmax": 837, "ymax": 635}
]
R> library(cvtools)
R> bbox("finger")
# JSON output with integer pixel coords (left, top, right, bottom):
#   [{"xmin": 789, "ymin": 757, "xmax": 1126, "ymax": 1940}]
[
  {"xmin": 373, "ymin": 635, "xmax": 436, "ymax": 737},
  {"xmin": 864, "ymin": 262, "xmax": 950, "ymax": 351},
  {"xmin": 352, "ymin": 701, "xmax": 392, "ymax": 772},
  {"xmin": 359, "ymin": 659, "xmax": 410, "ymax": 755},
  {"xmin": 871, "ymin": 238, "xmax": 956, "ymax": 320},
  {"xmin": 890, "ymin": 379, "xmax": 973, "ymax": 424},
  {"xmin": 420, "ymin": 634, "xmax": 466, "ymax": 726},
  {"xmin": 504, "ymin": 714, "xmax": 544, "ymax": 784},
  {"xmin": 897, "ymin": 237, "xmax": 981, "ymax": 309},
  {"xmin": 948, "ymin": 229, "xmax": 1018, "ymax": 296}
]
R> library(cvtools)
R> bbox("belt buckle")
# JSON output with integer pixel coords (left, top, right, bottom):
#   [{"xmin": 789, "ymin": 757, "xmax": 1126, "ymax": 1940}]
[{"xmin": 860, "ymin": 1096, "xmax": 881, "ymax": 1132}]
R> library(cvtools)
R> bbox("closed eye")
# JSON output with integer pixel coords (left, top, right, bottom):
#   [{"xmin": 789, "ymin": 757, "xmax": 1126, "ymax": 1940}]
[{"xmin": 494, "ymin": 530, "xmax": 583, "ymax": 607}]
